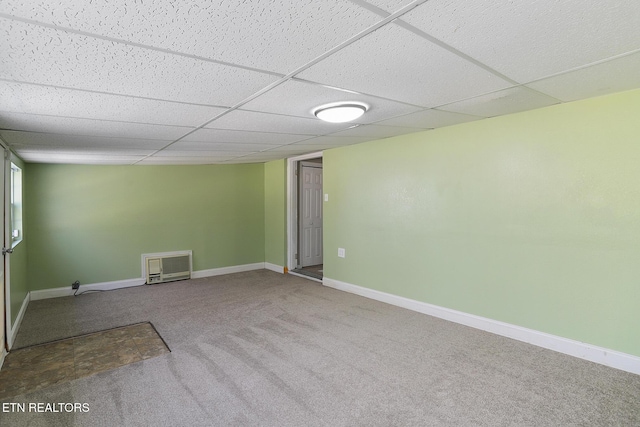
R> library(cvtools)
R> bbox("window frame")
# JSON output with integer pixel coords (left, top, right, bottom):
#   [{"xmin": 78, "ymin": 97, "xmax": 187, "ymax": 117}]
[{"xmin": 10, "ymin": 161, "xmax": 23, "ymax": 248}]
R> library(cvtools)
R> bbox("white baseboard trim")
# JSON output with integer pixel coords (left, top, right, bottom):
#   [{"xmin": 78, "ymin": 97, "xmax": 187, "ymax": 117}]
[
  {"xmin": 30, "ymin": 278, "xmax": 145, "ymax": 301},
  {"xmin": 7, "ymin": 292, "xmax": 30, "ymax": 349},
  {"xmin": 264, "ymin": 263, "xmax": 285, "ymax": 274},
  {"xmin": 29, "ymin": 263, "xmax": 267, "ymax": 302},
  {"xmin": 323, "ymin": 277, "xmax": 640, "ymax": 376},
  {"xmin": 191, "ymin": 262, "xmax": 265, "ymax": 279}
]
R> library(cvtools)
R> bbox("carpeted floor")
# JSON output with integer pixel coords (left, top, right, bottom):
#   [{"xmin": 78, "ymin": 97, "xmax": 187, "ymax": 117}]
[{"xmin": 2, "ymin": 270, "xmax": 639, "ymax": 426}]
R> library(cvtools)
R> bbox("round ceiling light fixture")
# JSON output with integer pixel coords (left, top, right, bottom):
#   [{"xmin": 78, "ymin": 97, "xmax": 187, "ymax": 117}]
[{"xmin": 313, "ymin": 102, "xmax": 368, "ymax": 123}]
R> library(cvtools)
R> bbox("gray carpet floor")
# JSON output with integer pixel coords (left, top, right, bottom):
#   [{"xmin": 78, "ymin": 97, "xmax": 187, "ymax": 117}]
[{"xmin": 3, "ymin": 270, "xmax": 639, "ymax": 426}]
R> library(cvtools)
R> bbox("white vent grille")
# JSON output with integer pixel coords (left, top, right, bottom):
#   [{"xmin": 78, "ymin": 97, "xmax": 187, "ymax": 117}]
[
  {"xmin": 143, "ymin": 251, "xmax": 192, "ymax": 284},
  {"xmin": 161, "ymin": 255, "xmax": 190, "ymax": 275}
]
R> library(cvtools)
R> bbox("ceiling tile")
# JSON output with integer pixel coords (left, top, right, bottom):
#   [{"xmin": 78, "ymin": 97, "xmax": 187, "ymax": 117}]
[
  {"xmin": 297, "ymin": 24, "xmax": 511, "ymax": 107},
  {"xmin": 17, "ymin": 152, "xmax": 144, "ymax": 164},
  {"xmin": 401, "ymin": 0, "xmax": 640, "ymax": 82},
  {"xmin": 153, "ymin": 150, "xmax": 253, "ymax": 158},
  {"xmin": 329, "ymin": 124, "xmax": 422, "ymax": 139},
  {"xmin": 1, "ymin": 0, "xmax": 382, "ymax": 74},
  {"xmin": 0, "ymin": 19, "xmax": 278, "ymax": 106},
  {"xmin": 268, "ymin": 143, "xmax": 335, "ymax": 152},
  {"xmin": 224, "ymin": 153, "xmax": 288, "ymax": 164},
  {"xmin": 182, "ymin": 129, "xmax": 309, "ymax": 145},
  {"xmin": 527, "ymin": 52, "xmax": 640, "ymax": 102},
  {"xmin": 0, "ymin": 131, "xmax": 170, "ymax": 150},
  {"xmin": 137, "ymin": 157, "xmax": 234, "ymax": 165},
  {"xmin": 0, "ymin": 82, "xmax": 228, "ymax": 127},
  {"xmin": 165, "ymin": 141, "xmax": 279, "ymax": 152},
  {"xmin": 375, "ymin": 109, "xmax": 482, "ymax": 129},
  {"xmin": 206, "ymin": 110, "xmax": 353, "ymax": 135},
  {"xmin": 265, "ymin": 145, "xmax": 324, "ymax": 155},
  {"xmin": 241, "ymin": 79, "xmax": 421, "ymax": 124},
  {"xmin": 14, "ymin": 146, "xmax": 154, "ymax": 156},
  {"xmin": 359, "ymin": 1, "xmax": 415, "ymax": 13},
  {"xmin": 0, "ymin": 112, "xmax": 191, "ymax": 140},
  {"xmin": 238, "ymin": 151, "xmax": 291, "ymax": 160},
  {"xmin": 438, "ymin": 87, "xmax": 560, "ymax": 118},
  {"xmin": 294, "ymin": 135, "xmax": 374, "ymax": 146}
]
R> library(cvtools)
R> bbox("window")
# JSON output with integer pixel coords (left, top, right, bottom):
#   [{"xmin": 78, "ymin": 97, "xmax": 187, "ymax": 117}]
[{"xmin": 11, "ymin": 162, "xmax": 23, "ymax": 246}]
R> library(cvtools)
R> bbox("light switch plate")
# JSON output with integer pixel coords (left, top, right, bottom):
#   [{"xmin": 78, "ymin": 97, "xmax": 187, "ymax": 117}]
[
  {"xmin": 324, "ymin": 194, "xmax": 329, "ymax": 202},
  {"xmin": 338, "ymin": 248, "xmax": 345, "ymax": 258}
]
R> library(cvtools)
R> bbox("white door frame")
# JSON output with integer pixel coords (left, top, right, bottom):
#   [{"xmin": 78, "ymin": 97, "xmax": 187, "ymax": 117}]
[{"xmin": 287, "ymin": 151, "xmax": 323, "ymax": 271}]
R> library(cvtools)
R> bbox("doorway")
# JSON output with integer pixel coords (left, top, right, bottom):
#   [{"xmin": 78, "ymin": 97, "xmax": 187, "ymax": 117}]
[{"xmin": 287, "ymin": 152, "xmax": 323, "ymax": 282}]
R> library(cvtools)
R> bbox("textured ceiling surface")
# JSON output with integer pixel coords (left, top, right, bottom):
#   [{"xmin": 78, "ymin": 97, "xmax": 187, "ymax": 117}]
[{"xmin": 1, "ymin": 0, "xmax": 640, "ymax": 165}]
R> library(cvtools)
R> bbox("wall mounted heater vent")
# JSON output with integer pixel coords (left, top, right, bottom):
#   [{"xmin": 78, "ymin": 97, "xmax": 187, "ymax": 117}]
[{"xmin": 143, "ymin": 251, "xmax": 192, "ymax": 284}]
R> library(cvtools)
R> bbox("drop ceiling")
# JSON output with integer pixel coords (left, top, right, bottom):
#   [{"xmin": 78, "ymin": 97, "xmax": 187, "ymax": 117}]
[{"xmin": 1, "ymin": 0, "xmax": 639, "ymax": 165}]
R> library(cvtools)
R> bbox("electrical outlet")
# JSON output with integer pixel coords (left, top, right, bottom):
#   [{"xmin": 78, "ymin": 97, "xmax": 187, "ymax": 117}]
[{"xmin": 71, "ymin": 281, "xmax": 80, "ymax": 290}]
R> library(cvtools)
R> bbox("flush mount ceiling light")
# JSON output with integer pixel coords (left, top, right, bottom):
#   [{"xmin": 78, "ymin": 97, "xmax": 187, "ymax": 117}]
[{"xmin": 313, "ymin": 102, "xmax": 368, "ymax": 123}]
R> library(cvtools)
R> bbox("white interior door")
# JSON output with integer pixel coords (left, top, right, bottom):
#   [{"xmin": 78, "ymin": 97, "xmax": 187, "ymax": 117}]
[{"xmin": 300, "ymin": 164, "xmax": 323, "ymax": 267}]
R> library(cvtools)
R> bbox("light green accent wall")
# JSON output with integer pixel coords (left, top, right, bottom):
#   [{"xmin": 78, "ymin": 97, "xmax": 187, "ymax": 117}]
[
  {"xmin": 324, "ymin": 89, "xmax": 640, "ymax": 357},
  {"xmin": 25, "ymin": 164, "xmax": 265, "ymax": 291},
  {"xmin": 10, "ymin": 154, "xmax": 28, "ymax": 324},
  {"xmin": 264, "ymin": 159, "xmax": 287, "ymax": 268}
]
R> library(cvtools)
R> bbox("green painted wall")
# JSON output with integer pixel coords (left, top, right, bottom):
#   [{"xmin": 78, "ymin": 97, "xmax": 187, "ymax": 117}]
[
  {"xmin": 324, "ymin": 88, "xmax": 640, "ymax": 357},
  {"xmin": 10, "ymin": 154, "xmax": 28, "ymax": 324},
  {"xmin": 25, "ymin": 164, "xmax": 265, "ymax": 290},
  {"xmin": 264, "ymin": 159, "xmax": 287, "ymax": 268}
]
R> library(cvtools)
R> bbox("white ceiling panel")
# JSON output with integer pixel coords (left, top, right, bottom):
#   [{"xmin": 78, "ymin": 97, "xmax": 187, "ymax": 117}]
[
  {"xmin": 329, "ymin": 124, "xmax": 422, "ymax": 139},
  {"xmin": 438, "ymin": 87, "xmax": 560, "ymax": 118},
  {"xmin": 225, "ymin": 153, "xmax": 291, "ymax": 164},
  {"xmin": 0, "ymin": 131, "xmax": 170, "ymax": 150},
  {"xmin": 401, "ymin": 0, "xmax": 640, "ymax": 83},
  {"xmin": 294, "ymin": 135, "xmax": 374, "ymax": 146},
  {"xmin": 297, "ymin": 24, "xmax": 512, "ymax": 107},
  {"xmin": 0, "ymin": 82, "xmax": 228, "ymax": 127},
  {"xmin": 241, "ymin": 79, "xmax": 421, "ymax": 123},
  {"xmin": 358, "ymin": 0, "xmax": 414, "ymax": 13},
  {"xmin": 266, "ymin": 145, "xmax": 326, "ymax": 155},
  {"xmin": 14, "ymin": 146, "xmax": 154, "ymax": 156},
  {"xmin": 1, "ymin": 0, "xmax": 382, "ymax": 75},
  {"xmin": 269, "ymin": 143, "xmax": 341, "ymax": 152},
  {"xmin": 237, "ymin": 151, "xmax": 294, "ymax": 160},
  {"xmin": 0, "ymin": 19, "xmax": 278, "ymax": 106},
  {"xmin": 137, "ymin": 157, "xmax": 235, "ymax": 165},
  {"xmin": 182, "ymin": 129, "xmax": 310, "ymax": 146},
  {"xmin": 375, "ymin": 109, "xmax": 482, "ymax": 129},
  {"xmin": 0, "ymin": 112, "xmax": 191, "ymax": 140},
  {"xmin": 165, "ymin": 142, "xmax": 279, "ymax": 152},
  {"xmin": 206, "ymin": 110, "xmax": 353, "ymax": 135},
  {"xmin": 153, "ymin": 150, "xmax": 253, "ymax": 158},
  {"xmin": 527, "ymin": 52, "xmax": 640, "ymax": 102},
  {"xmin": 18, "ymin": 152, "xmax": 145, "ymax": 164}
]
